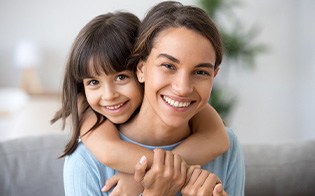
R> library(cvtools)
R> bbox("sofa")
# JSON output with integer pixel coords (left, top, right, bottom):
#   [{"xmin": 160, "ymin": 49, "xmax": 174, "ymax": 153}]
[{"xmin": 0, "ymin": 133, "xmax": 314, "ymax": 196}]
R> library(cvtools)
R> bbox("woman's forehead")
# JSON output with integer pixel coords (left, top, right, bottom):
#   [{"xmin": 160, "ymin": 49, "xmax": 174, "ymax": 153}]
[{"xmin": 150, "ymin": 27, "xmax": 216, "ymax": 65}]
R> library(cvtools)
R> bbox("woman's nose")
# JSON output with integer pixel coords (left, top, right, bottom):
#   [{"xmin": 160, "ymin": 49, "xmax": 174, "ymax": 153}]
[{"xmin": 171, "ymin": 74, "xmax": 193, "ymax": 96}]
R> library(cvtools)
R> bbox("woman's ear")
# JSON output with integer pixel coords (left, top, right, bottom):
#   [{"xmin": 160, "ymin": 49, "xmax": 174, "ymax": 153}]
[
  {"xmin": 214, "ymin": 66, "xmax": 220, "ymax": 77},
  {"xmin": 136, "ymin": 61, "xmax": 145, "ymax": 83}
]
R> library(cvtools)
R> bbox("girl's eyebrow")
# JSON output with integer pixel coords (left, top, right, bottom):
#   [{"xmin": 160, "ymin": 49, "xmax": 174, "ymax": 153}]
[{"xmin": 157, "ymin": 53, "xmax": 214, "ymax": 69}]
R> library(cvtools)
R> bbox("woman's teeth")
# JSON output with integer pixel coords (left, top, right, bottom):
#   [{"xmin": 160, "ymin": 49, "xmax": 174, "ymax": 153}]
[{"xmin": 163, "ymin": 96, "xmax": 191, "ymax": 108}]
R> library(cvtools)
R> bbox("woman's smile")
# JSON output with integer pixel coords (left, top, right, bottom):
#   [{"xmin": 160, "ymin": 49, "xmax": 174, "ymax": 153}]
[{"xmin": 162, "ymin": 95, "xmax": 193, "ymax": 108}]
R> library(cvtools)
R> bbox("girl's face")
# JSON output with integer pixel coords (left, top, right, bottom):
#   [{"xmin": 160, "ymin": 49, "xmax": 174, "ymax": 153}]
[
  {"xmin": 137, "ymin": 27, "xmax": 219, "ymax": 128},
  {"xmin": 83, "ymin": 70, "xmax": 142, "ymax": 124}
]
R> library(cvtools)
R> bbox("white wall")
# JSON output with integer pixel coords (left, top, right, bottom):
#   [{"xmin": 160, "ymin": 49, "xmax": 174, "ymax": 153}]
[
  {"xmin": 0, "ymin": 0, "xmax": 314, "ymax": 144},
  {"xmin": 0, "ymin": 0, "xmax": 195, "ymax": 89},
  {"xmin": 220, "ymin": 0, "xmax": 315, "ymax": 143}
]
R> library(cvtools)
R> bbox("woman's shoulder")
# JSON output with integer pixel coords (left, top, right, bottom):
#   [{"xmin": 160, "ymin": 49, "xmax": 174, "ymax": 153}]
[
  {"xmin": 216, "ymin": 127, "xmax": 243, "ymax": 161},
  {"xmin": 225, "ymin": 127, "xmax": 240, "ymax": 148}
]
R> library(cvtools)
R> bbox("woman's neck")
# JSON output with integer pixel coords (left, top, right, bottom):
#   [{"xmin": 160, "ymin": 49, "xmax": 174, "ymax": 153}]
[{"xmin": 119, "ymin": 107, "xmax": 191, "ymax": 146}]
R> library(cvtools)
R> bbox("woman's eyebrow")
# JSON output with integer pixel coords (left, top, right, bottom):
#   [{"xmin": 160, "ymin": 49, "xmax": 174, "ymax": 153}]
[
  {"xmin": 157, "ymin": 53, "xmax": 214, "ymax": 69},
  {"xmin": 196, "ymin": 63, "xmax": 214, "ymax": 69},
  {"xmin": 157, "ymin": 53, "xmax": 179, "ymax": 63}
]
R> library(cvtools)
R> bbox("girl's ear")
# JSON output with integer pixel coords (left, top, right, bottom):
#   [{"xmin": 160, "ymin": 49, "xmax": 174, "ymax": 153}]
[{"xmin": 136, "ymin": 61, "xmax": 145, "ymax": 83}]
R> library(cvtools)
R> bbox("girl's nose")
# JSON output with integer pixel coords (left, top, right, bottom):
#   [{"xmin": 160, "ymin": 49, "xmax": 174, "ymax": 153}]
[{"xmin": 101, "ymin": 84, "xmax": 119, "ymax": 101}]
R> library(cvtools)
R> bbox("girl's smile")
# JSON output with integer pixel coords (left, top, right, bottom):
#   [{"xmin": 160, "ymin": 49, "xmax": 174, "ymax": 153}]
[{"xmin": 84, "ymin": 70, "xmax": 142, "ymax": 124}]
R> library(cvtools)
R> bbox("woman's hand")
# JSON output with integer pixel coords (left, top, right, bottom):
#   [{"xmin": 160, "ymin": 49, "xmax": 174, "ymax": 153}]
[
  {"xmin": 134, "ymin": 148, "xmax": 187, "ymax": 196},
  {"xmin": 213, "ymin": 184, "xmax": 228, "ymax": 196},
  {"xmin": 102, "ymin": 172, "xmax": 143, "ymax": 196},
  {"xmin": 181, "ymin": 167, "xmax": 228, "ymax": 196}
]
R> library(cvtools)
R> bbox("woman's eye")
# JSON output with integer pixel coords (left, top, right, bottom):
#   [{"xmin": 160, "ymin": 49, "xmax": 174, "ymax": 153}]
[
  {"xmin": 162, "ymin": 63, "xmax": 175, "ymax": 70},
  {"xmin": 195, "ymin": 70, "xmax": 210, "ymax": 76}
]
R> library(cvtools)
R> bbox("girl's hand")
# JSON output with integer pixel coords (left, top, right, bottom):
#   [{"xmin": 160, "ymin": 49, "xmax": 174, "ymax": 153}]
[
  {"xmin": 182, "ymin": 167, "xmax": 227, "ymax": 196},
  {"xmin": 134, "ymin": 148, "xmax": 187, "ymax": 196},
  {"xmin": 102, "ymin": 172, "xmax": 143, "ymax": 196}
]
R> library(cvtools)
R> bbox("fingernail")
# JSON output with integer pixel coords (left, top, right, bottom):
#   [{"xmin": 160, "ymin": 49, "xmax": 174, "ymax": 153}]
[
  {"xmin": 102, "ymin": 181, "xmax": 107, "ymax": 192},
  {"xmin": 139, "ymin": 155, "xmax": 147, "ymax": 165}
]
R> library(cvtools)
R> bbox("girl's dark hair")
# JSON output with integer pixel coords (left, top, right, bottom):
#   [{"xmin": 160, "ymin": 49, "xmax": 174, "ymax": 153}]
[
  {"xmin": 51, "ymin": 12, "xmax": 140, "ymax": 157},
  {"xmin": 128, "ymin": 1, "xmax": 223, "ymax": 72}
]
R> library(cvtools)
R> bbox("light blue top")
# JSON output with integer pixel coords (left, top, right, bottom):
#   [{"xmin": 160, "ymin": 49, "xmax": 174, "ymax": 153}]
[{"xmin": 63, "ymin": 128, "xmax": 245, "ymax": 196}]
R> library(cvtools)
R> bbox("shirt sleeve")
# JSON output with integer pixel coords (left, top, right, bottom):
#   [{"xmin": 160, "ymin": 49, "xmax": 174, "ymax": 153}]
[{"xmin": 224, "ymin": 128, "xmax": 246, "ymax": 196}]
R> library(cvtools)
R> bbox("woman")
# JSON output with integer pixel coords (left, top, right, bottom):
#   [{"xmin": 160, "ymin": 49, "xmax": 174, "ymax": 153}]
[{"xmin": 119, "ymin": 1, "xmax": 245, "ymax": 195}]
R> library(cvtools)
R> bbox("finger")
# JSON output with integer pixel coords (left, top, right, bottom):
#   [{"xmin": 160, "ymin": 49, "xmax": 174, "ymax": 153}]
[
  {"xmin": 173, "ymin": 154, "xmax": 186, "ymax": 186},
  {"xmin": 180, "ymin": 157, "xmax": 188, "ymax": 178},
  {"xmin": 213, "ymin": 184, "xmax": 227, "ymax": 196},
  {"xmin": 203, "ymin": 173, "xmax": 221, "ymax": 191},
  {"xmin": 102, "ymin": 174, "xmax": 119, "ymax": 192},
  {"xmin": 153, "ymin": 148, "xmax": 165, "ymax": 167},
  {"xmin": 134, "ymin": 155, "xmax": 148, "ymax": 182},
  {"xmin": 187, "ymin": 168, "xmax": 202, "ymax": 186},
  {"xmin": 185, "ymin": 165, "xmax": 201, "ymax": 186},
  {"xmin": 191, "ymin": 170, "xmax": 209, "ymax": 189},
  {"xmin": 174, "ymin": 154, "xmax": 186, "ymax": 177},
  {"xmin": 165, "ymin": 150, "xmax": 174, "ymax": 168},
  {"xmin": 142, "ymin": 149, "xmax": 165, "ymax": 187}
]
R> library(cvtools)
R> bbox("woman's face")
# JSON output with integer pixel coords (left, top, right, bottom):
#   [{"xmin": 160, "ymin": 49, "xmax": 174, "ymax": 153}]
[
  {"xmin": 137, "ymin": 27, "xmax": 219, "ymax": 128},
  {"xmin": 83, "ymin": 70, "xmax": 142, "ymax": 124}
]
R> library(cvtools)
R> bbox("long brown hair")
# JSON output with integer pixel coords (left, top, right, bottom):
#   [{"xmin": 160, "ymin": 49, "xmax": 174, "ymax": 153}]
[{"xmin": 51, "ymin": 12, "xmax": 140, "ymax": 157}]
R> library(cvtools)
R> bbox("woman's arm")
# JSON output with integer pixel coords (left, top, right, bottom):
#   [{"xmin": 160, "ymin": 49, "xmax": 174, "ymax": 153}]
[{"xmin": 172, "ymin": 104, "xmax": 229, "ymax": 165}]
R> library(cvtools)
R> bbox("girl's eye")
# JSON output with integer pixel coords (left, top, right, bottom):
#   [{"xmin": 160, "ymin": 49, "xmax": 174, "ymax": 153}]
[
  {"xmin": 161, "ymin": 63, "xmax": 175, "ymax": 70},
  {"xmin": 87, "ymin": 79, "xmax": 99, "ymax": 86},
  {"xmin": 116, "ymin": 74, "xmax": 128, "ymax": 81}
]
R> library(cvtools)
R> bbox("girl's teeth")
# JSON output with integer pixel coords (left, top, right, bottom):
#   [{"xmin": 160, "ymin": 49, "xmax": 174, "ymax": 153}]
[{"xmin": 106, "ymin": 103, "xmax": 123, "ymax": 110}]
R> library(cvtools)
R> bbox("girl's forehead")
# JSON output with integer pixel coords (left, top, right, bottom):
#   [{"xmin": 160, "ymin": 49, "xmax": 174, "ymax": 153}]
[{"xmin": 85, "ymin": 56, "xmax": 124, "ymax": 76}]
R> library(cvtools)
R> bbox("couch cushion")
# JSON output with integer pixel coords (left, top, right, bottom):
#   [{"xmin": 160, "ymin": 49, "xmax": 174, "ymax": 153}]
[
  {"xmin": 0, "ymin": 134, "xmax": 67, "ymax": 196},
  {"xmin": 243, "ymin": 139, "xmax": 315, "ymax": 196}
]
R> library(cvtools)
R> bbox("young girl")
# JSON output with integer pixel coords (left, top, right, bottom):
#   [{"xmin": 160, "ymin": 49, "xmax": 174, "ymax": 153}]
[{"xmin": 52, "ymin": 11, "xmax": 229, "ymax": 194}]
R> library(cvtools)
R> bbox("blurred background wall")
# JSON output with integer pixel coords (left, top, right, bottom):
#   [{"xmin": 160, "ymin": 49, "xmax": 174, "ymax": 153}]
[{"xmin": 0, "ymin": 0, "xmax": 314, "ymax": 143}]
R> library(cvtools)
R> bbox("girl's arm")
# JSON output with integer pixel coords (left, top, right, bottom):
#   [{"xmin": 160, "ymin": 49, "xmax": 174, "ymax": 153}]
[
  {"xmin": 81, "ymin": 104, "xmax": 228, "ymax": 174},
  {"xmin": 173, "ymin": 104, "xmax": 229, "ymax": 165},
  {"xmin": 80, "ymin": 109, "xmax": 153, "ymax": 173}
]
